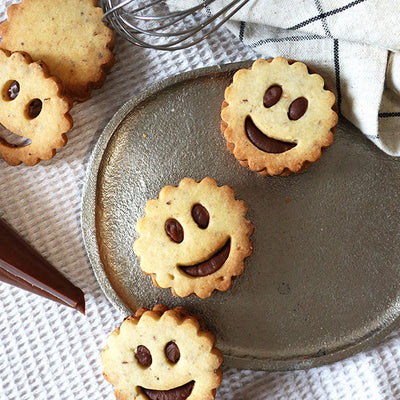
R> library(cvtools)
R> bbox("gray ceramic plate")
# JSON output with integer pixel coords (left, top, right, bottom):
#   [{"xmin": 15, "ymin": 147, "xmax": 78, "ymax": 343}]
[{"xmin": 82, "ymin": 61, "xmax": 400, "ymax": 371}]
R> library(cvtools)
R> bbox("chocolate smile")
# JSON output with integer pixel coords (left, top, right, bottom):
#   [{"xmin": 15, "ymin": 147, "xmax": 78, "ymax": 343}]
[
  {"xmin": 179, "ymin": 239, "xmax": 231, "ymax": 277},
  {"xmin": 0, "ymin": 126, "xmax": 32, "ymax": 148},
  {"xmin": 141, "ymin": 381, "xmax": 194, "ymax": 400},
  {"xmin": 245, "ymin": 117, "xmax": 296, "ymax": 154}
]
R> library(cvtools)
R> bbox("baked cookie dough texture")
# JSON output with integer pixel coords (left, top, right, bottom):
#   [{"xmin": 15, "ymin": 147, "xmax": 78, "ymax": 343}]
[
  {"xmin": 133, "ymin": 177, "xmax": 254, "ymax": 298},
  {"xmin": 221, "ymin": 57, "xmax": 338, "ymax": 176},
  {"xmin": 0, "ymin": 0, "xmax": 114, "ymax": 101},
  {"xmin": 0, "ymin": 49, "xmax": 72, "ymax": 166},
  {"xmin": 101, "ymin": 304, "xmax": 223, "ymax": 400}
]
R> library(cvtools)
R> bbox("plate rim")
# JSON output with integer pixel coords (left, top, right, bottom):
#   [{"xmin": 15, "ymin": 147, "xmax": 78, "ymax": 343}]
[
  {"xmin": 81, "ymin": 61, "xmax": 400, "ymax": 371},
  {"xmin": 81, "ymin": 61, "xmax": 254, "ymax": 315}
]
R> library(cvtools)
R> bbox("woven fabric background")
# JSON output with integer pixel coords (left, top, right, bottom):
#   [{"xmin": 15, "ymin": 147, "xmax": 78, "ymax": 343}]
[{"xmin": 0, "ymin": 1, "xmax": 400, "ymax": 399}]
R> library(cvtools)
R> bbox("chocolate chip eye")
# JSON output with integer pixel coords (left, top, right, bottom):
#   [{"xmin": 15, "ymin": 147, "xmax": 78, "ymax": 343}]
[
  {"xmin": 135, "ymin": 345, "xmax": 152, "ymax": 367},
  {"xmin": 165, "ymin": 341, "xmax": 180, "ymax": 363},
  {"xmin": 27, "ymin": 98, "xmax": 43, "ymax": 119},
  {"xmin": 191, "ymin": 204, "xmax": 209, "ymax": 229},
  {"xmin": 2, "ymin": 80, "xmax": 20, "ymax": 101},
  {"xmin": 263, "ymin": 85, "xmax": 282, "ymax": 108},
  {"xmin": 288, "ymin": 97, "xmax": 308, "ymax": 120},
  {"xmin": 165, "ymin": 218, "xmax": 184, "ymax": 243}
]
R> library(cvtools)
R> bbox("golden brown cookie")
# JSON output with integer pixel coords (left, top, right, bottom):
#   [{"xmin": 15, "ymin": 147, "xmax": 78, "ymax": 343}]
[
  {"xmin": 133, "ymin": 177, "xmax": 254, "ymax": 298},
  {"xmin": 0, "ymin": 49, "xmax": 72, "ymax": 166},
  {"xmin": 0, "ymin": 0, "xmax": 114, "ymax": 101},
  {"xmin": 221, "ymin": 57, "xmax": 338, "ymax": 176},
  {"xmin": 101, "ymin": 304, "xmax": 223, "ymax": 400}
]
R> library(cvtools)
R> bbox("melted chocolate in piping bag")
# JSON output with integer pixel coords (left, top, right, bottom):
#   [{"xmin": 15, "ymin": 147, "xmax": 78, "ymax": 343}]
[{"xmin": 0, "ymin": 218, "xmax": 85, "ymax": 313}]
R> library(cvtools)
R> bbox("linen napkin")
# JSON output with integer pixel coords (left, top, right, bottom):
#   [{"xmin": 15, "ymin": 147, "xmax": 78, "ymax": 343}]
[{"xmin": 172, "ymin": 0, "xmax": 400, "ymax": 156}]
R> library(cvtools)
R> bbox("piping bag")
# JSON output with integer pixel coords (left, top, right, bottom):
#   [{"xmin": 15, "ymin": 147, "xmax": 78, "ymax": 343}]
[{"xmin": 0, "ymin": 218, "xmax": 85, "ymax": 314}]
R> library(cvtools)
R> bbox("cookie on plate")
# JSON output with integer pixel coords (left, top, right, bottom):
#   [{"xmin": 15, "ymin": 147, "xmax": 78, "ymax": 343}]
[
  {"xmin": 133, "ymin": 177, "xmax": 254, "ymax": 299},
  {"xmin": 221, "ymin": 57, "xmax": 338, "ymax": 176},
  {"xmin": 0, "ymin": 0, "xmax": 114, "ymax": 101},
  {"xmin": 101, "ymin": 304, "xmax": 223, "ymax": 400},
  {"xmin": 0, "ymin": 49, "xmax": 72, "ymax": 166}
]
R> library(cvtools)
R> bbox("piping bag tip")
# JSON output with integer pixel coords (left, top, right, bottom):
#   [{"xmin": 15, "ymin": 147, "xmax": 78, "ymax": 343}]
[
  {"xmin": 0, "ymin": 217, "xmax": 87, "ymax": 315},
  {"xmin": 75, "ymin": 296, "xmax": 86, "ymax": 315}
]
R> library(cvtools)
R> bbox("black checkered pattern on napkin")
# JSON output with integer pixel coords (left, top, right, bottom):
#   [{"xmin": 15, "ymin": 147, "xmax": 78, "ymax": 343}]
[{"xmin": 177, "ymin": 0, "xmax": 400, "ymax": 155}]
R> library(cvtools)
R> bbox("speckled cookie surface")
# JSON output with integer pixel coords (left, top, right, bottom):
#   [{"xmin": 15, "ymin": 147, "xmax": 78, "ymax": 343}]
[
  {"xmin": 133, "ymin": 177, "xmax": 254, "ymax": 298},
  {"xmin": 0, "ymin": 0, "xmax": 114, "ymax": 101},
  {"xmin": 101, "ymin": 304, "xmax": 223, "ymax": 400},
  {"xmin": 0, "ymin": 49, "xmax": 72, "ymax": 166},
  {"xmin": 221, "ymin": 57, "xmax": 338, "ymax": 176}
]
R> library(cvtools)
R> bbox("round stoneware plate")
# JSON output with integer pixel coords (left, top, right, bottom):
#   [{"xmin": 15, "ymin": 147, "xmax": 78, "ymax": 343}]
[{"xmin": 82, "ymin": 61, "xmax": 400, "ymax": 371}]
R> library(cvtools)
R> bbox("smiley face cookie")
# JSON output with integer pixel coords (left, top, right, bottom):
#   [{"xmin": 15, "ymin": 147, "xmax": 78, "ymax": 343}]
[
  {"xmin": 133, "ymin": 177, "xmax": 254, "ymax": 298},
  {"xmin": 221, "ymin": 57, "xmax": 338, "ymax": 176},
  {"xmin": 101, "ymin": 304, "xmax": 223, "ymax": 400},
  {"xmin": 0, "ymin": 0, "xmax": 114, "ymax": 101},
  {"xmin": 0, "ymin": 49, "xmax": 72, "ymax": 166}
]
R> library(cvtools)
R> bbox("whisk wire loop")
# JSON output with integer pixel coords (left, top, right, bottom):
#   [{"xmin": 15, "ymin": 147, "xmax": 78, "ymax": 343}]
[
  {"xmin": 101, "ymin": 0, "xmax": 250, "ymax": 50},
  {"xmin": 129, "ymin": 0, "xmax": 217, "ymax": 21}
]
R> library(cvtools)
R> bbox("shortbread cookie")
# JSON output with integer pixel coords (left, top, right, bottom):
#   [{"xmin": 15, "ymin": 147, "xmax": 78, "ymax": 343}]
[
  {"xmin": 101, "ymin": 304, "xmax": 223, "ymax": 400},
  {"xmin": 0, "ymin": 49, "xmax": 72, "ymax": 166},
  {"xmin": 0, "ymin": 0, "xmax": 114, "ymax": 101},
  {"xmin": 133, "ymin": 177, "xmax": 254, "ymax": 298},
  {"xmin": 221, "ymin": 57, "xmax": 338, "ymax": 176}
]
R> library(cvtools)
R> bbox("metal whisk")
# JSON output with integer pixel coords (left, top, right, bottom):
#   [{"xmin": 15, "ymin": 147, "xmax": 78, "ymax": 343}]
[{"xmin": 101, "ymin": 0, "xmax": 250, "ymax": 51}]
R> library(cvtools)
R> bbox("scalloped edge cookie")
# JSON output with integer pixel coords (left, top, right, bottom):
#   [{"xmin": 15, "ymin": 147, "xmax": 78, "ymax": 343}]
[
  {"xmin": 101, "ymin": 304, "xmax": 223, "ymax": 400},
  {"xmin": 133, "ymin": 177, "xmax": 254, "ymax": 298},
  {"xmin": 221, "ymin": 57, "xmax": 338, "ymax": 176},
  {"xmin": 0, "ymin": 49, "xmax": 73, "ymax": 166},
  {"xmin": 0, "ymin": 0, "xmax": 115, "ymax": 101}
]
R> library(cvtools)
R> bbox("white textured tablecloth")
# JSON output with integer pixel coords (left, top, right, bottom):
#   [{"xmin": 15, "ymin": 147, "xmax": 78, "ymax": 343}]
[{"xmin": 1, "ymin": 1, "xmax": 400, "ymax": 399}]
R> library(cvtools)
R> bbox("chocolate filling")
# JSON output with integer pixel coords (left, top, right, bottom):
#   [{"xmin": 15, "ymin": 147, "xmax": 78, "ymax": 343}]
[
  {"xmin": 135, "ymin": 345, "xmax": 152, "ymax": 367},
  {"xmin": 191, "ymin": 204, "xmax": 209, "ymax": 229},
  {"xmin": 179, "ymin": 239, "xmax": 230, "ymax": 277},
  {"xmin": 245, "ymin": 117, "xmax": 296, "ymax": 154},
  {"xmin": 288, "ymin": 97, "xmax": 308, "ymax": 120},
  {"xmin": 165, "ymin": 341, "xmax": 180, "ymax": 363},
  {"xmin": 0, "ymin": 218, "xmax": 85, "ymax": 314},
  {"xmin": 141, "ymin": 381, "xmax": 194, "ymax": 400},
  {"xmin": 27, "ymin": 98, "xmax": 42, "ymax": 119},
  {"xmin": 165, "ymin": 219, "xmax": 184, "ymax": 243},
  {"xmin": 7, "ymin": 80, "xmax": 20, "ymax": 100},
  {"xmin": 263, "ymin": 85, "xmax": 282, "ymax": 108},
  {"xmin": 0, "ymin": 126, "xmax": 32, "ymax": 148}
]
